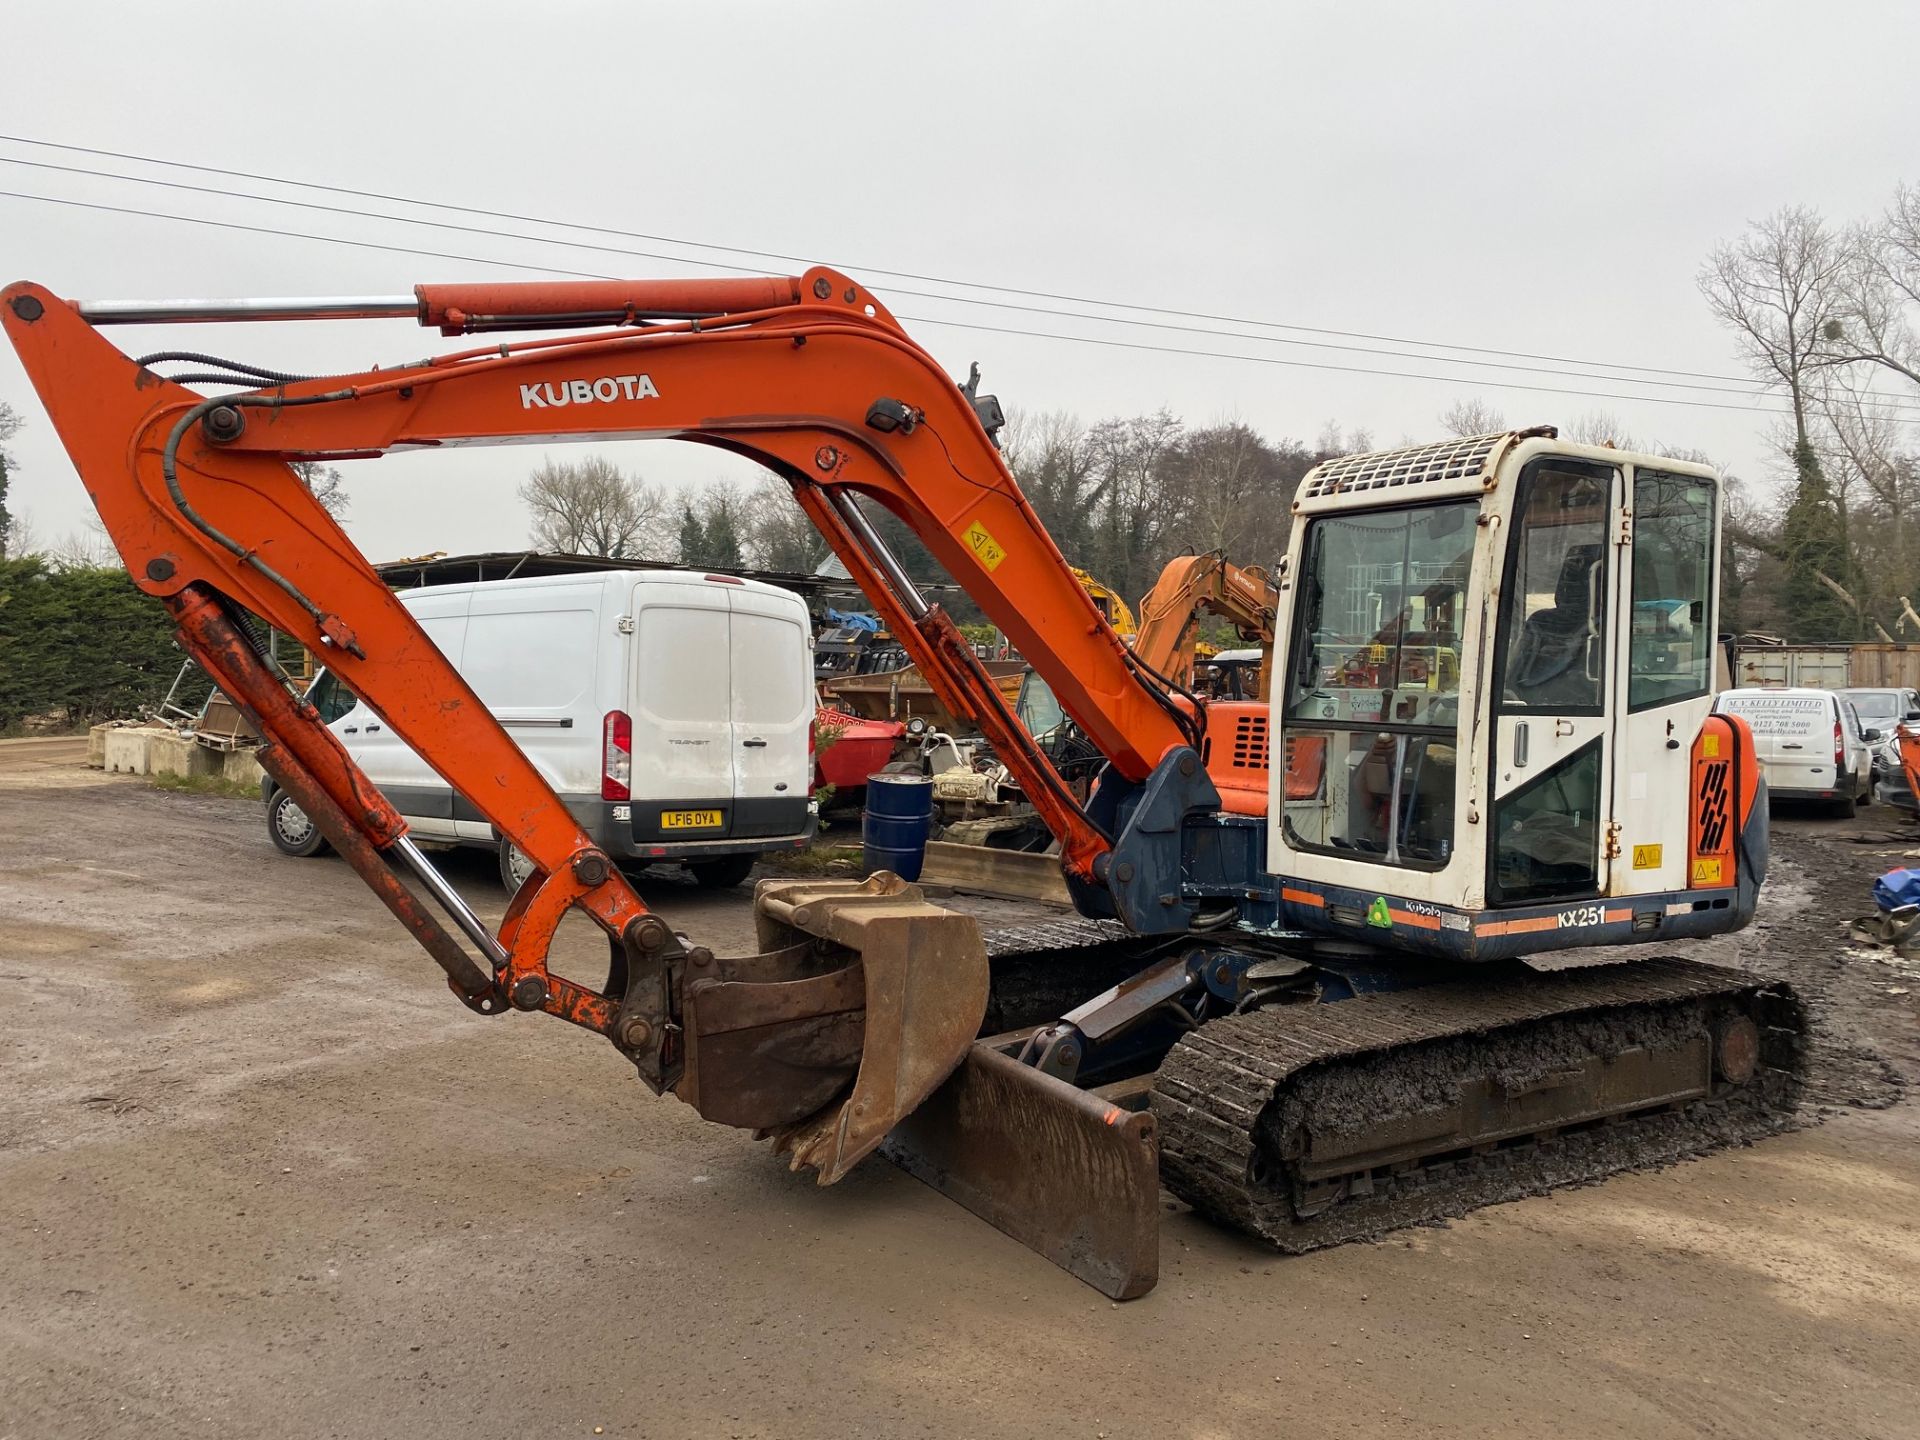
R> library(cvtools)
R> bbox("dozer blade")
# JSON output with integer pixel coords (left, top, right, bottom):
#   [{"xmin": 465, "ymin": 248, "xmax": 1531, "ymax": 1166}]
[
  {"xmin": 882, "ymin": 1041, "xmax": 1161, "ymax": 1300},
  {"xmin": 676, "ymin": 874, "xmax": 990, "ymax": 1184}
]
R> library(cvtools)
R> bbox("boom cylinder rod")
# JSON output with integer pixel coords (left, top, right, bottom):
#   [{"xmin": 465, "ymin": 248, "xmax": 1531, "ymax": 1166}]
[
  {"xmin": 831, "ymin": 491, "xmax": 930, "ymax": 620},
  {"xmin": 73, "ymin": 296, "xmax": 420, "ymax": 324},
  {"xmin": 391, "ymin": 835, "xmax": 511, "ymax": 967}
]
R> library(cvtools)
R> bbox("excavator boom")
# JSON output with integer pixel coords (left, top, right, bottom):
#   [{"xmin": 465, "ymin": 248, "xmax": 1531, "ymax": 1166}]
[{"xmin": 0, "ymin": 268, "xmax": 1197, "ymax": 1187}]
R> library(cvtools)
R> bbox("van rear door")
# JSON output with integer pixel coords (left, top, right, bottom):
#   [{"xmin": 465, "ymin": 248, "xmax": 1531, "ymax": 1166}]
[
  {"xmin": 1716, "ymin": 691, "xmax": 1833, "ymax": 793},
  {"xmin": 629, "ymin": 579, "xmax": 734, "ymax": 842},
  {"xmin": 727, "ymin": 585, "xmax": 812, "ymax": 839}
]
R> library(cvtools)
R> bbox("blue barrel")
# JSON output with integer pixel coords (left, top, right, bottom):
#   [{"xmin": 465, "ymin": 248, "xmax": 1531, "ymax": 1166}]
[{"xmin": 862, "ymin": 772, "xmax": 936, "ymax": 882}]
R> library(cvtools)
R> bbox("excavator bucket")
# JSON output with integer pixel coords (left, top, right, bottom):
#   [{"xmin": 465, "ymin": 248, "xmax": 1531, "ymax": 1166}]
[{"xmin": 675, "ymin": 874, "xmax": 991, "ymax": 1183}]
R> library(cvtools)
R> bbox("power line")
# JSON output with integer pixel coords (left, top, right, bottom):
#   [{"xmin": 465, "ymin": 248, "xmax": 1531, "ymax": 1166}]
[
  {"xmin": 22, "ymin": 160, "xmax": 1920, "ymax": 426},
  {"xmin": 0, "ymin": 185, "xmax": 1872, "ymax": 421},
  {"xmin": 0, "ymin": 186, "xmax": 1827, "ymax": 420},
  {"xmin": 0, "ymin": 153, "xmax": 1827, "ymax": 405},
  {"xmin": 0, "ymin": 131, "xmax": 1836, "ymax": 393}
]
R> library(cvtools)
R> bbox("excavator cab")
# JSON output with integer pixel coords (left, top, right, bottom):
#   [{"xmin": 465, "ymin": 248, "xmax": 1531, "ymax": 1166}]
[{"xmin": 1265, "ymin": 430, "xmax": 1758, "ymax": 957}]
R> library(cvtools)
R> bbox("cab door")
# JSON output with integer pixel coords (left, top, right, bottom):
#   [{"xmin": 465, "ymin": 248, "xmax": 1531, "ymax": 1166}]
[
  {"xmin": 1613, "ymin": 469, "xmax": 1720, "ymax": 895},
  {"xmin": 1487, "ymin": 457, "xmax": 1620, "ymax": 906}
]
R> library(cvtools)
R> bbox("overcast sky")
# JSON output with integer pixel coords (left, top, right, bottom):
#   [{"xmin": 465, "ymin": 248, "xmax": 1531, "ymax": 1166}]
[{"xmin": 4, "ymin": 1, "xmax": 1917, "ymax": 565}]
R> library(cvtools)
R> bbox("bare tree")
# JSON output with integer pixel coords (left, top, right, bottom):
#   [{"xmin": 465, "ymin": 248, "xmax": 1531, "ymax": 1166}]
[
  {"xmin": 1564, "ymin": 411, "xmax": 1642, "ymax": 449},
  {"xmin": 1698, "ymin": 206, "xmax": 1847, "ymax": 449},
  {"xmin": 1700, "ymin": 206, "xmax": 1858, "ymax": 640},
  {"xmin": 519, "ymin": 456, "xmax": 667, "ymax": 557},
  {"xmin": 738, "ymin": 475, "xmax": 829, "ymax": 573},
  {"xmin": 1172, "ymin": 419, "xmax": 1270, "ymax": 556},
  {"xmin": 290, "ymin": 461, "xmax": 350, "ymax": 520},
  {"xmin": 1823, "ymin": 185, "xmax": 1920, "ymax": 389},
  {"xmin": 1438, "ymin": 399, "xmax": 1506, "ymax": 437}
]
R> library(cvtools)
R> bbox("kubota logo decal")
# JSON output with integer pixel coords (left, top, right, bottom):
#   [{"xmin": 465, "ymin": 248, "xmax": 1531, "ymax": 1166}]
[{"xmin": 519, "ymin": 374, "xmax": 660, "ymax": 409}]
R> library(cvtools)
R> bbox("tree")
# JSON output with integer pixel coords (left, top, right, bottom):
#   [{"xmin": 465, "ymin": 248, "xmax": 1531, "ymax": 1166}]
[
  {"xmin": 1698, "ymin": 206, "xmax": 1847, "ymax": 450},
  {"xmin": 0, "ymin": 401, "xmax": 21, "ymax": 559},
  {"xmin": 1700, "ymin": 207, "xmax": 1860, "ymax": 640},
  {"xmin": 677, "ymin": 502, "xmax": 707, "ymax": 566},
  {"xmin": 0, "ymin": 555, "xmax": 183, "ymax": 728},
  {"xmin": 740, "ymin": 475, "xmax": 830, "ymax": 573},
  {"xmin": 290, "ymin": 461, "xmax": 349, "ymax": 520},
  {"xmin": 519, "ymin": 456, "xmax": 667, "ymax": 557},
  {"xmin": 1439, "ymin": 399, "xmax": 1505, "ymax": 437}
]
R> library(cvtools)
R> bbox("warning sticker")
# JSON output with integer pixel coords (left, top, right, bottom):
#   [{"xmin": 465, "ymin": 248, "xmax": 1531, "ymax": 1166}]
[
  {"xmin": 1692, "ymin": 857, "xmax": 1725, "ymax": 886},
  {"xmin": 1701, "ymin": 732, "xmax": 1721, "ymax": 758},
  {"xmin": 961, "ymin": 518, "xmax": 1007, "ymax": 572},
  {"xmin": 1633, "ymin": 844, "xmax": 1663, "ymax": 870}
]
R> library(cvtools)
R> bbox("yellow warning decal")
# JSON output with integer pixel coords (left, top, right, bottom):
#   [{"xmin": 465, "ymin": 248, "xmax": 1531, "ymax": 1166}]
[
  {"xmin": 961, "ymin": 518, "xmax": 1007, "ymax": 571},
  {"xmin": 1701, "ymin": 732, "xmax": 1721, "ymax": 758},
  {"xmin": 1632, "ymin": 844, "xmax": 1663, "ymax": 869},
  {"xmin": 1691, "ymin": 857, "xmax": 1725, "ymax": 886}
]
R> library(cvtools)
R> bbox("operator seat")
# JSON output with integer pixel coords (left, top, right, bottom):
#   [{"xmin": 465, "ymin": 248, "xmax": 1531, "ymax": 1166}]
[{"xmin": 1507, "ymin": 544, "xmax": 1602, "ymax": 708}]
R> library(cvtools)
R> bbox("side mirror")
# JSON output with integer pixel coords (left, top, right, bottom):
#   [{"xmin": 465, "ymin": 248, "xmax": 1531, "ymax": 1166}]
[
  {"xmin": 1906, "ymin": 709, "xmax": 1920, "ymax": 722},
  {"xmin": 1863, "ymin": 727, "xmax": 1884, "ymax": 742}
]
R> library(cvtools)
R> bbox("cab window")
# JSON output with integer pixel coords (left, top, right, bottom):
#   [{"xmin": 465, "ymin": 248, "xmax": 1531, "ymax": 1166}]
[
  {"xmin": 305, "ymin": 670, "xmax": 357, "ymax": 725},
  {"xmin": 1280, "ymin": 500, "xmax": 1475, "ymax": 869},
  {"xmin": 1629, "ymin": 471, "xmax": 1715, "ymax": 709}
]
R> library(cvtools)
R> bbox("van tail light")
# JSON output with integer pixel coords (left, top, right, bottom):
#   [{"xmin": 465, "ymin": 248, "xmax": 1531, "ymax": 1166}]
[
  {"xmin": 1835, "ymin": 721, "xmax": 1845, "ymax": 769},
  {"xmin": 602, "ymin": 710, "xmax": 632, "ymax": 801}
]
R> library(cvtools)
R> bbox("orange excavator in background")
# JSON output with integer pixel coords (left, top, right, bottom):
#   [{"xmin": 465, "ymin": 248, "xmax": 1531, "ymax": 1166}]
[
  {"xmin": 1132, "ymin": 550, "xmax": 1277, "ymax": 698},
  {"xmin": 4, "ymin": 268, "xmax": 1805, "ymax": 1300}
]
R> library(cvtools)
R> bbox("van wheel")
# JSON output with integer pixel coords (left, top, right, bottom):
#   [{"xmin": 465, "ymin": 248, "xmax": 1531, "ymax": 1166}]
[
  {"xmin": 1828, "ymin": 794, "xmax": 1857, "ymax": 819},
  {"xmin": 267, "ymin": 786, "xmax": 330, "ymax": 858},
  {"xmin": 498, "ymin": 838, "xmax": 539, "ymax": 894},
  {"xmin": 687, "ymin": 854, "xmax": 756, "ymax": 889}
]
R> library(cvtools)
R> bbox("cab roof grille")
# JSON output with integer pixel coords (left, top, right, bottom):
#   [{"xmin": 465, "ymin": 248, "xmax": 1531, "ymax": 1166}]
[{"xmin": 1300, "ymin": 431, "xmax": 1509, "ymax": 501}]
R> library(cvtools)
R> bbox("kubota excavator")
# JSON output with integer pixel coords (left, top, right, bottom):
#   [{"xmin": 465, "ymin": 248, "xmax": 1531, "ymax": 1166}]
[{"xmin": 3, "ymin": 269, "xmax": 1805, "ymax": 1300}]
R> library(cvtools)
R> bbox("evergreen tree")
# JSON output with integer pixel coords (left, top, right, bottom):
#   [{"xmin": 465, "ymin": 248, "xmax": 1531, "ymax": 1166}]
[
  {"xmin": 678, "ymin": 502, "xmax": 708, "ymax": 565},
  {"xmin": 1776, "ymin": 438, "xmax": 1859, "ymax": 641}
]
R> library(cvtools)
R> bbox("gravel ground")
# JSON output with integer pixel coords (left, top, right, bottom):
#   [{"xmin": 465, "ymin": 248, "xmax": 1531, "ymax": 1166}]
[{"xmin": 1, "ymin": 743, "xmax": 1916, "ymax": 1440}]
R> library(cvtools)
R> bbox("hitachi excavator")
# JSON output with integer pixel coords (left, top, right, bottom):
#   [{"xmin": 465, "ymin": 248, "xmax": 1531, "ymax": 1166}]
[{"xmin": 3, "ymin": 269, "xmax": 1805, "ymax": 1300}]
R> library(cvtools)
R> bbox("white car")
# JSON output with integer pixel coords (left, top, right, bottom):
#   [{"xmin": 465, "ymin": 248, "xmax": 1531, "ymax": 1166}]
[
  {"xmin": 266, "ymin": 569, "xmax": 817, "ymax": 888},
  {"xmin": 1712, "ymin": 687, "xmax": 1876, "ymax": 817}
]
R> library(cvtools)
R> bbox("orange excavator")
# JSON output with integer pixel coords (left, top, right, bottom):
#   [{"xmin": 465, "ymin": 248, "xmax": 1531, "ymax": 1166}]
[
  {"xmin": 4, "ymin": 270, "xmax": 1805, "ymax": 1299},
  {"xmin": 1133, "ymin": 550, "xmax": 1278, "ymax": 697}
]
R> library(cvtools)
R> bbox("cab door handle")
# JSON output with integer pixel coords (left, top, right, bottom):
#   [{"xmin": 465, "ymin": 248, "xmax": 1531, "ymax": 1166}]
[
  {"xmin": 342, "ymin": 726, "xmax": 359, "ymax": 735},
  {"xmin": 365, "ymin": 723, "xmax": 382, "ymax": 734},
  {"xmin": 742, "ymin": 738, "xmax": 768, "ymax": 748}
]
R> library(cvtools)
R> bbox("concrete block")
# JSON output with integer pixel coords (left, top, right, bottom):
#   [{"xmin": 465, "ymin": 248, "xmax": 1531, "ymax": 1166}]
[
  {"xmin": 221, "ymin": 748, "xmax": 266, "ymax": 791},
  {"xmin": 147, "ymin": 731, "xmax": 219, "ymax": 781},
  {"xmin": 87, "ymin": 724, "xmax": 110, "ymax": 769},
  {"xmin": 103, "ymin": 728, "xmax": 154, "ymax": 776}
]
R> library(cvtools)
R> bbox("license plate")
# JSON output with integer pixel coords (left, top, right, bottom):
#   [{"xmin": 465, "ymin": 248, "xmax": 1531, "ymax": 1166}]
[{"xmin": 660, "ymin": 809, "xmax": 723, "ymax": 830}]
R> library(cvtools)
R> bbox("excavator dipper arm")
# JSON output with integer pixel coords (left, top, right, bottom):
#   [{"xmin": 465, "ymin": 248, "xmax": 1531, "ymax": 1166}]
[{"xmin": 0, "ymin": 269, "xmax": 1192, "ymax": 1183}]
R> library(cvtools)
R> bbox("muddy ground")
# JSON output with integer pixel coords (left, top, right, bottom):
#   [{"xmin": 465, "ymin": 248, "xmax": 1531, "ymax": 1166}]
[{"xmin": 2, "ymin": 739, "xmax": 1917, "ymax": 1439}]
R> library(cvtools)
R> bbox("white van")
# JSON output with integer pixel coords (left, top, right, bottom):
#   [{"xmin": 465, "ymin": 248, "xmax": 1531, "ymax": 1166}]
[
  {"xmin": 265, "ymin": 569, "xmax": 817, "ymax": 887},
  {"xmin": 1711, "ymin": 687, "xmax": 1876, "ymax": 817}
]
